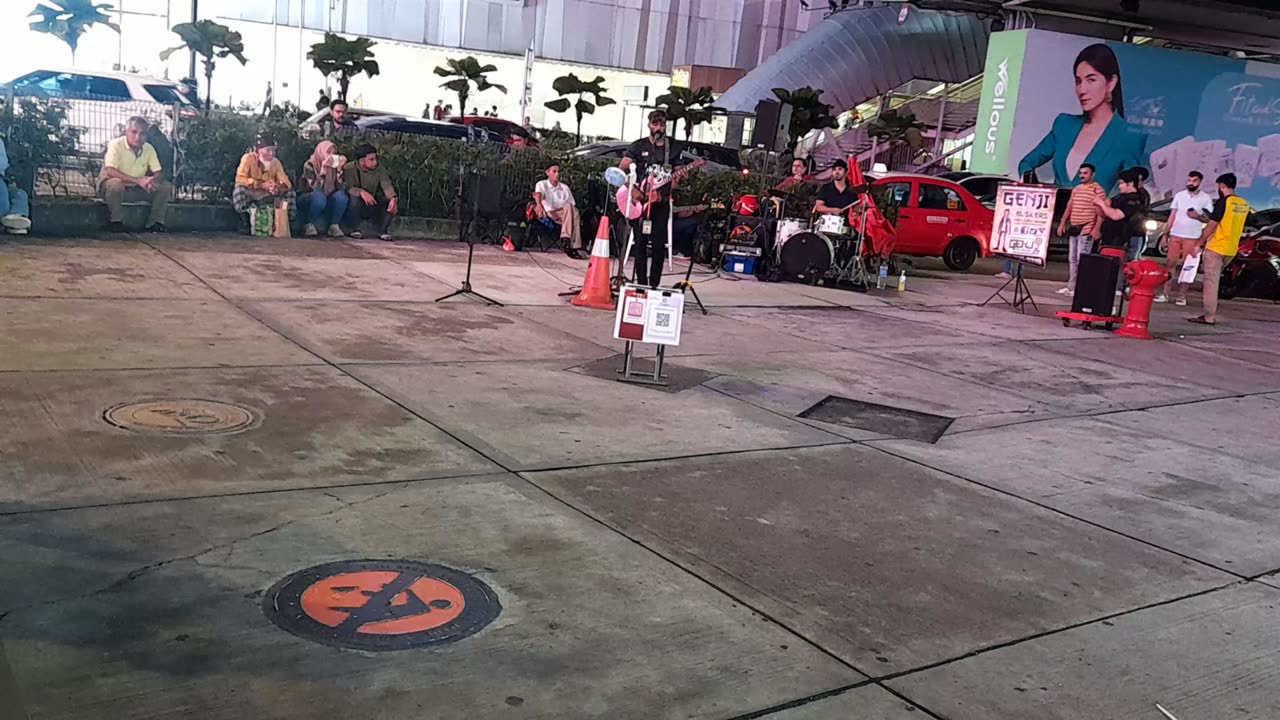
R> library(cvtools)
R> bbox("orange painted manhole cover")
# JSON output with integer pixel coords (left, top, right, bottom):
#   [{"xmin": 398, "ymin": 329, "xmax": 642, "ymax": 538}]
[
  {"xmin": 263, "ymin": 560, "xmax": 500, "ymax": 650},
  {"xmin": 104, "ymin": 399, "xmax": 257, "ymax": 435}
]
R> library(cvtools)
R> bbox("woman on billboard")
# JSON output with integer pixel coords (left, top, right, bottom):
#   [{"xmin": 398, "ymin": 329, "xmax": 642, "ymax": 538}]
[{"xmin": 1017, "ymin": 43, "xmax": 1147, "ymax": 191}]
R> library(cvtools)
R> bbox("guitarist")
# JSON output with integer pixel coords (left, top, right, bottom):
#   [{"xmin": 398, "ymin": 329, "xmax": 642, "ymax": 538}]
[{"xmin": 619, "ymin": 109, "xmax": 693, "ymax": 288}]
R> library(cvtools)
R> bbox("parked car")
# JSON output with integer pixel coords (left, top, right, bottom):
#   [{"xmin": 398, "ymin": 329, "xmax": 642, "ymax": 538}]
[
  {"xmin": 872, "ymin": 173, "xmax": 994, "ymax": 270},
  {"xmin": 1, "ymin": 68, "xmax": 195, "ymax": 154},
  {"xmin": 569, "ymin": 140, "xmax": 743, "ymax": 173},
  {"xmin": 1220, "ymin": 222, "xmax": 1280, "ymax": 300},
  {"xmin": 448, "ymin": 116, "xmax": 539, "ymax": 147},
  {"xmin": 354, "ymin": 115, "xmax": 501, "ymax": 144},
  {"xmin": 952, "ymin": 173, "xmax": 1008, "ymax": 202}
]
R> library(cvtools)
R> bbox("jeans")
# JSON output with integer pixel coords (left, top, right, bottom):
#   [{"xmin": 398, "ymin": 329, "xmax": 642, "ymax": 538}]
[
  {"xmin": 1127, "ymin": 236, "xmax": 1145, "ymax": 262},
  {"xmin": 305, "ymin": 189, "xmax": 348, "ymax": 228},
  {"xmin": 1067, "ymin": 234, "xmax": 1093, "ymax": 291},
  {"xmin": 631, "ymin": 202, "xmax": 670, "ymax": 288},
  {"xmin": 1002, "ymin": 258, "xmax": 1015, "ymax": 274},
  {"xmin": 0, "ymin": 181, "xmax": 30, "ymax": 223},
  {"xmin": 347, "ymin": 194, "xmax": 395, "ymax": 235}
]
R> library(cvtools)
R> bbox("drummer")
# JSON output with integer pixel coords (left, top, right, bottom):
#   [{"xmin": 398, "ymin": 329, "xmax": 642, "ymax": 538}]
[{"xmin": 813, "ymin": 159, "xmax": 860, "ymax": 217}]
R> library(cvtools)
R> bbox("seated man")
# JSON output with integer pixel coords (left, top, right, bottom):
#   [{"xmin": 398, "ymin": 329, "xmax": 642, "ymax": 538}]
[
  {"xmin": 98, "ymin": 116, "xmax": 171, "ymax": 233},
  {"xmin": 670, "ymin": 190, "xmax": 706, "ymax": 258},
  {"xmin": 0, "ymin": 137, "xmax": 32, "ymax": 235},
  {"xmin": 233, "ymin": 137, "xmax": 296, "ymax": 233},
  {"xmin": 533, "ymin": 162, "xmax": 581, "ymax": 257},
  {"xmin": 342, "ymin": 144, "xmax": 398, "ymax": 241}
]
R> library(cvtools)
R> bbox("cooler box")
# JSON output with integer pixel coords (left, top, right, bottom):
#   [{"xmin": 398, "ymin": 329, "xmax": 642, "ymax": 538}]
[{"xmin": 723, "ymin": 252, "xmax": 757, "ymax": 275}]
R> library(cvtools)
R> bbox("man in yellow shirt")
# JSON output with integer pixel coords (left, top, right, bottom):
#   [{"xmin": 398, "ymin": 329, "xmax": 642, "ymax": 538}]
[
  {"xmin": 99, "ymin": 116, "xmax": 171, "ymax": 232},
  {"xmin": 233, "ymin": 136, "xmax": 296, "ymax": 233},
  {"xmin": 1188, "ymin": 172, "xmax": 1250, "ymax": 325}
]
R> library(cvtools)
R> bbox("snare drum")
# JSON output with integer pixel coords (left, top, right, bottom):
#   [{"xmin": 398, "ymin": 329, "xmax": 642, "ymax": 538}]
[
  {"xmin": 776, "ymin": 218, "xmax": 808, "ymax": 245},
  {"xmin": 814, "ymin": 214, "xmax": 849, "ymax": 235}
]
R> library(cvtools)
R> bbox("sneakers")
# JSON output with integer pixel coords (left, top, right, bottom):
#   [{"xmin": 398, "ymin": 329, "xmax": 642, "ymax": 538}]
[
  {"xmin": 1175, "ymin": 297, "xmax": 1188, "ymax": 307},
  {"xmin": 2, "ymin": 214, "xmax": 31, "ymax": 233},
  {"xmin": 303, "ymin": 223, "xmax": 319, "ymax": 237},
  {"xmin": 144, "ymin": 222, "xmax": 167, "ymax": 233},
  {"xmin": 1153, "ymin": 294, "xmax": 1169, "ymax": 303},
  {"xmin": 1055, "ymin": 287, "xmax": 1073, "ymax": 296},
  {"xmin": 327, "ymin": 225, "xmax": 344, "ymax": 238},
  {"xmin": 994, "ymin": 272, "xmax": 1012, "ymax": 279}
]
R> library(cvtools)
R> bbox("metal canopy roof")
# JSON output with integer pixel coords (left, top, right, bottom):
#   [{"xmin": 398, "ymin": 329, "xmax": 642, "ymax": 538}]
[{"xmin": 714, "ymin": 6, "xmax": 991, "ymax": 115}]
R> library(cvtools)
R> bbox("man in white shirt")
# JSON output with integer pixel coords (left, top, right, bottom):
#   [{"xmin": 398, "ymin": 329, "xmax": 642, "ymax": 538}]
[
  {"xmin": 1155, "ymin": 171, "xmax": 1215, "ymax": 305},
  {"xmin": 533, "ymin": 163, "xmax": 582, "ymax": 255}
]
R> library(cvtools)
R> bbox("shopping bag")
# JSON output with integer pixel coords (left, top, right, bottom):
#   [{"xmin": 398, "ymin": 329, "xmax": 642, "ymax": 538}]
[
  {"xmin": 250, "ymin": 206, "xmax": 272, "ymax": 236},
  {"xmin": 273, "ymin": 201, "xmax": 292, "ymax": 238},
  {"xmin": 1178, "ymin": 251, "xmax": 1201, "ymax": 284}
]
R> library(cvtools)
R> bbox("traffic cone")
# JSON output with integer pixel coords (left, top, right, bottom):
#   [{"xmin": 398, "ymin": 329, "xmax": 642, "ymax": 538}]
[{"xmin": 571, "ymin": 217, "xmax": 616, "ymax": 310}]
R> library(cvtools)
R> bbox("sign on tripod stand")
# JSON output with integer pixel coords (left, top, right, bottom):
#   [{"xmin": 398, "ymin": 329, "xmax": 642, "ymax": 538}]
[
  {"xmin": 991, "ymin": 183, "xmax": 1056, "ymax": 267},
  {"xmin": 612, "ymin": 285, "xmax": 685, "ymax": 386}
]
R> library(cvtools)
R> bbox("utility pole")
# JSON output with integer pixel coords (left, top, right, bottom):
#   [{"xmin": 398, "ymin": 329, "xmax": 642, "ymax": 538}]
[{"xmin": 188, "ymin": 0, "xmax": 199, "ymax": 79}]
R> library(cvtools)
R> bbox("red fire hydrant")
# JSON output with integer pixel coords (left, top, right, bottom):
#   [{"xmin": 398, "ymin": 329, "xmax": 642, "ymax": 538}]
[{"xmin": 1115, "ymin": 260, "xmax": 1168, "ymax": 340}]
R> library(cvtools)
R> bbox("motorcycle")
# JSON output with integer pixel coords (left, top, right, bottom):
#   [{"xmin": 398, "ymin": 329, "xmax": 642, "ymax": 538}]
[{"xmin": 1219, "ymin": 222, "xmax": 1280, "ymax": 301}]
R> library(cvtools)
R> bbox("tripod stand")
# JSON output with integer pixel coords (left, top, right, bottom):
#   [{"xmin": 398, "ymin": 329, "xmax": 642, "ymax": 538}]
[
  {"xmin": 436, "ymin": 165, "xmax": 502, "ymax": 307},
  {"xmin": 981, "ymin": 259, "xmax": 1037, "ymax": 313}
]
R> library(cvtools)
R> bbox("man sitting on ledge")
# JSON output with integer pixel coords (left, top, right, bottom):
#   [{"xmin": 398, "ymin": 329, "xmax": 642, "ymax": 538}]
[
  {"xmin": 342, "ymin": 144, "xmax": 398, "ymax": 241},
  {"xmin": 234, "ymin": 136, "xmax": 296, "ymax": 234},
  {"xmin": 98, "ymin": 116, "xmax": 171, "ymax": 233}
]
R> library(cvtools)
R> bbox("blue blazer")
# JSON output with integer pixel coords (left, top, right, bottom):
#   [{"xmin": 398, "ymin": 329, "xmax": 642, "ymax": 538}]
[{"xmin": 1018, "ymin": 113, "xmax": 1147, "ymax": 192}]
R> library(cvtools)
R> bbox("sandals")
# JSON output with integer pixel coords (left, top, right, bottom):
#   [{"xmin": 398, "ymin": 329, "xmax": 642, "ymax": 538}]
[{"xmin": 1187, "ymin": 316, "xmax": 1215, "ymax": 325}]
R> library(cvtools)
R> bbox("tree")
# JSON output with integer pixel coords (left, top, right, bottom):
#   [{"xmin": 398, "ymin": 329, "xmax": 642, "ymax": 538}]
[
  {"xmin": 307, "ymin": 33, "xmax": 380, "ymax": 102},
  {"xmin": 160, "ymin": 20, "xmax": 247, "ymax": 114},
  {"xmin": 655, "ymin": 85, "xmax": 717, "ymax": 140},
  {"xmin": 771, "ymin": 86, "xmax": 838, "ymax": 146},
  {"xmin": 867, "ymin": 108, "xmax": 928, "ymax": 157},
  {"xmin": 544, "ymin": 74, "xmax": 616, "ymax": 145},
  {"xmin": 433, "ymin": 56, "xmax": 506, "ymax": 119},
  {"xmin": 28, "ymin": 0, "xmax": 120, "ymax": 65}
]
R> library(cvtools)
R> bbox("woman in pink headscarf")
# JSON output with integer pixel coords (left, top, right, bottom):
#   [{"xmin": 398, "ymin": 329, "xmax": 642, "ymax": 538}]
[{"xmin": 300, "ymin": 140, "xmax": 348, "ymax": 237}]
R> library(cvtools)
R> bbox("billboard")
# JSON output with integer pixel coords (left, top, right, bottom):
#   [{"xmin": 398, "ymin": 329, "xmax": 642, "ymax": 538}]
[
  {"xmin": 991, "ymin": 183, "xmax": 1056, "ymax": 267},
  {"xmin": 973, "ymin": 30, "xmax": 1280, "ymax": 209}
]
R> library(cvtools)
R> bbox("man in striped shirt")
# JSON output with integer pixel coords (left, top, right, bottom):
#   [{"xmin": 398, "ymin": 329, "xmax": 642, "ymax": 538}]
[{"xmin": 1055, "ymin": 163, "xmax": 1107, "ymax": 296}]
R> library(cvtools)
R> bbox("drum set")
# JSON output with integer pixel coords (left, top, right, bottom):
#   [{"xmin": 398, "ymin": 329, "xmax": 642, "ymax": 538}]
[{"xmin": 725, "ymin": 187, "xmax": 880, "ymax": 287}]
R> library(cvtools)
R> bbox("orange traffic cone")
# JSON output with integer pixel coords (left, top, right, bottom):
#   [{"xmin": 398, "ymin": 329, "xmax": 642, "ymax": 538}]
[
  {"xmin": 502, "ymin": 235, "xmax": 516, "ymax": 252},
  {"xmin": 571, "ymin": 217, "xmax": 616, "ymax": 310}
]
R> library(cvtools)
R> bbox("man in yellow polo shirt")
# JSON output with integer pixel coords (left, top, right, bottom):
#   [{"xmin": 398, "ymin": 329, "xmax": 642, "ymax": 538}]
[
  {"xmin": 98, "ymin": 116, "xmax": 171, "ymax": 232},
  {"xmin": 1188, "ymin": 172, "xmax": 1250, "ymax": 325}
]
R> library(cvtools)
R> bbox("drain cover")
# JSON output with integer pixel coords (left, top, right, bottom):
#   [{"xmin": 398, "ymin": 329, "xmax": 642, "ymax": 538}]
[
  {"xmin": 263, "ymin": 559, "xmax": 501, "ymax": 651},
  {"xmin": 799, "ymin": 395, "xmax": 954, "ymax": 443},
  {"xmin": 104, "ymin": 399, "xmax": 257, "ymax": 435}
]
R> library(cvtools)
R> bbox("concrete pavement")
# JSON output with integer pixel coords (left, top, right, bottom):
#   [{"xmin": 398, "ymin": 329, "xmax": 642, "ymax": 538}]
[{"xmin": 1, "ymin": 233, "xmax": 1278, "ymax": 719}]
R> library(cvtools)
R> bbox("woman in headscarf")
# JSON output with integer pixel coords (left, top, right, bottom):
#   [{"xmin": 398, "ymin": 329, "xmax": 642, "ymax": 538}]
[{"xmin": 300, "ymin": 140, "xmax": 349, "ymax": 237}]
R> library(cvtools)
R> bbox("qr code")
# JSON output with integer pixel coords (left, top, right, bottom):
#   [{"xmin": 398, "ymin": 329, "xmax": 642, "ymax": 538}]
[{"xmin": 654, "ymin": 312, "xmax": 671, "ymax": 328}]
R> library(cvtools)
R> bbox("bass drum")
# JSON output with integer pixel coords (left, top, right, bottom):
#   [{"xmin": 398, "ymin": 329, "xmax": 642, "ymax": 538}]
[
  {"xmin": 776, "ymin": 218, "xmax": 808, "ymax": 245},
  {"xmin": 774, "ymin": 231, "xmax": 834, "ymax": 283}
]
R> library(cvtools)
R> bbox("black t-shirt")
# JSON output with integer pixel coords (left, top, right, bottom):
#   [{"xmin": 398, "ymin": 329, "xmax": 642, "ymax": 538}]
[
  {"xmin": 625, "ymin": 137, "xmax": 688, "ymax": 204},
  {"xmin": 816, "ymin": 181, "xmax": 859, "ymax": 212},
  {"xmin": 1098, "ymin": 192, "xmax": 1146, "ymax": 247}
]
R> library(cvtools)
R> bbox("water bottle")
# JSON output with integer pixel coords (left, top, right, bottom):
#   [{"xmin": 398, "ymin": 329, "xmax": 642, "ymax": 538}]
[
  {"xmin": 877, "ymin": 263, "xmax": 888, "ymax": 289},
  {"xmin": 897, "ymin": 270, "xmax": 907, "ymax": 292}
]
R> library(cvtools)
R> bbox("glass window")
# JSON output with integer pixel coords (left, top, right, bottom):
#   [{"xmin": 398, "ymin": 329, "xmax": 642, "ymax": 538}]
[
  {"xmin": 13, "ymin": 71, "xmax": 73, "ymax": 98},
  {"xmin": 145, "ymin": 85, "xmax": 186, "ymax": 104},
  {"xmin": 918, "ymin": 183, "xmax": 965, "ymax": 211},
  {"xmin": 83, "ymin": 76, "xmax": 131, "ymax": 100},
  {"xmin": 882, "ymin": 182, "xmax": 912, "ymax": 206}
]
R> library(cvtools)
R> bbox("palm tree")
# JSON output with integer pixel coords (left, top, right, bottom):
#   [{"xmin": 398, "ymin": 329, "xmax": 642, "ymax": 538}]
[
  {"xmin": 433, "ymin": 57, "xmax": 506, "ymax": 118},
  {"xmin": 867, "ymin": 108, "xmax": 929, "ymax": 158},
  {"xmin": 307, "ymin": 33, "xmax": 380, "ymax": 102},
  {"xmin": 28, "ymin": 0, "xmax": 120, "ymax": 65},
  {"xmin": 544, "ymin": 74, "xmax": 616, "ymax": 145},
  {"xmin": 160, "ymin": 20, "xmax": 247, "ymax": 114},
  {"xmin": 771, "ymin": 86, "xmax": 838, "ymax": 146},
  {"xmin": 655, "ymin": 85, "xmax": 717, "ymax": 140}
]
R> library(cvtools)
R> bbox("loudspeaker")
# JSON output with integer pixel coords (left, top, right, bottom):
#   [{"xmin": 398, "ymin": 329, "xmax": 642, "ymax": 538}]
[
  {"xmin": 751, "ymin": 100, "xmax": 782, "ymax": 149},
  {"xmin": 1073, "ymin": 253, "xmax": 1121, "ymax": 315},
  {"xmin": 462, "ymin": 173, "xmax": 505, "ymax": 219},
  {"xmin": 775, "ymin": 103, "xmax": 793, "ymax": 152}
]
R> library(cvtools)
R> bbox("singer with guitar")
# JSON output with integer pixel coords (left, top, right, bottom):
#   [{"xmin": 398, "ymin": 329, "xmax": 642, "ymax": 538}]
[{"xmin": 618, "ymin": 109, "xmax": 703, "ymax": 287}]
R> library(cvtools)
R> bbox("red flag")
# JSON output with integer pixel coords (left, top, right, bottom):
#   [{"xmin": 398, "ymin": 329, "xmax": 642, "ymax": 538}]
[{"xmin": 845, "ymin": 156, "xmax": 896, "ymax": 259}]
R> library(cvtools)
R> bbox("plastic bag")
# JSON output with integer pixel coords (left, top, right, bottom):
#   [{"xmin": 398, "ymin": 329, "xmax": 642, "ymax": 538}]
[{"xmin": 1178, "ymin": 251, "xmax": 1201, "ymax": 284}]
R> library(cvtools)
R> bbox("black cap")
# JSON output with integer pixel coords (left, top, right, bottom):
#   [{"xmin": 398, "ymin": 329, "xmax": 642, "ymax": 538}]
[{"xmin": 830, "ymin": 159, "xmax": 848, "ymax": 170}]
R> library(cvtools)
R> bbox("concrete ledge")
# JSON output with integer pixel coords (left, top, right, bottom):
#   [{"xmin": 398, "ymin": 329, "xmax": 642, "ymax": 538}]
[{"xmin": 29, "ymin": 197, "xmax": 465, "ymax": 242}]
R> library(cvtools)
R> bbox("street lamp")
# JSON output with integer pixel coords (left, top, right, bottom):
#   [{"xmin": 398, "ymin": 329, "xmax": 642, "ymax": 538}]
[{"xmin": 188, "ymin": 0, "xmax": 198, "ymax": 79}]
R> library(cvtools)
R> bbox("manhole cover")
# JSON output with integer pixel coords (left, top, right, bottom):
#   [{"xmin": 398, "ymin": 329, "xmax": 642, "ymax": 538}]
[
  {"xmin": 799, "ymin": 395, "xmax": 954, "ymax": 444},
  {"xmin": 103, "ymin": 399, "xmax": 257, "ymax": 435},
  {"xmin": 263, "ymin": 560, "xmax": 501, "ymax": 651}
]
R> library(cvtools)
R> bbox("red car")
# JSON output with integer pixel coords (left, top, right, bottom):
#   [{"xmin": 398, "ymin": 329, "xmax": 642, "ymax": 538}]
[
  {"xmin": 872, "ymin": 174, "xmax": 994, "ymax": 270},
  {"xmin": 448, "ymin": 116, "xmax": 539, "ymax": 147}
]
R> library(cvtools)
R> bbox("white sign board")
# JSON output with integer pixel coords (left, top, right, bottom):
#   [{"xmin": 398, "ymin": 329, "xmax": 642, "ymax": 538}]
[
  {"xmin": 612, "ymin": 285, "xmax": 684, "ymax": 346},
  {"xmin": 991, "ymin": 183, "xmax": 1056, "ymax": 267}
]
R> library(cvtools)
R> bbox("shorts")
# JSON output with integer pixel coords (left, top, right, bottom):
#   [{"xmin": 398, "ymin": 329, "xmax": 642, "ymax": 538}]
[{"xmin": 1167, "ymin": 236, "xmax": 1199, "ymax": 265}]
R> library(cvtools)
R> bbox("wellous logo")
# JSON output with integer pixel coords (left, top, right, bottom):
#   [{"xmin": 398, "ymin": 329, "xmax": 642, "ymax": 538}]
[{"xmin": 985, "ymin": 58, "xmax": 1010, "ymax": 157}]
